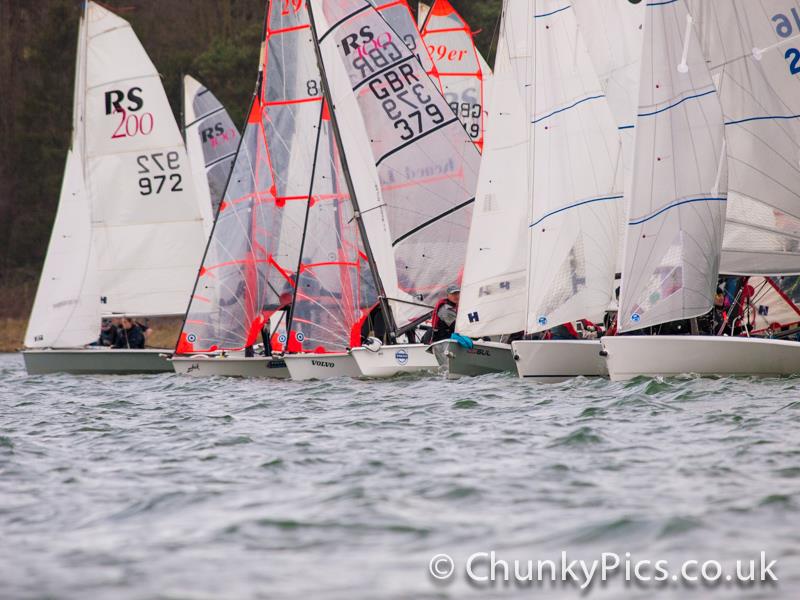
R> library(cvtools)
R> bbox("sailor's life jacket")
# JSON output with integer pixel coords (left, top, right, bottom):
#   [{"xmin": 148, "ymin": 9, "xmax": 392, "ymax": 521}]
[{"xmin": 430, "ymin": 298, "xmax": 458, "ymax": 342}]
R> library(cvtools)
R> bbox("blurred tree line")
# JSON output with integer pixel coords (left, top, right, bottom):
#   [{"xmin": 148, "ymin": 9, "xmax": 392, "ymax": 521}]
[{"xmin": 0, "ymin": 0, "xmax": 501, "ymax": 319}]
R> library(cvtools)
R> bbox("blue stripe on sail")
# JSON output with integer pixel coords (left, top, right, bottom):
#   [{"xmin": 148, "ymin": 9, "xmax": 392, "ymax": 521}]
[
  {"xmin": 618, "ymin": 125, "xmax": 635, "ymax": 130},
  {"xmin": 532, "ymin": 95, "xmax": 606, "ymax": 124},
  {"xmin": 725, "ymin": 114, "xmax": 800, "ymax": 126},
  {"xmin": 647, "ymin": 0, "xmax": 679, "ymax": 6},
  {"xmin": 638, "ymin": 89, "xmax": 716, "ymax": 118},
  {"xmin": 534, "ymin": 5, "xmax": 571, "ymax": 18},
  {"xmin": 530, "ymin": 195, "xmax": 623, "ymax": 228},
  {"xmin": 628, "ymin": 197, "xmax": 727, "ymax": 226}
]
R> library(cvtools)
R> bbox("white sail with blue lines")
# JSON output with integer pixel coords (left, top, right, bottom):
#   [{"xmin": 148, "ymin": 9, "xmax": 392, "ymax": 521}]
[
  {"xmin": 617, "ymin": 0, "xmax": 728, "ymax": 333},
  {"xmin": 688, "ymin": 0, "xmax": 800, "ymax": 276},
  {"xmin": 525, "ymin": 0, "xmax": 624, "ymax": 333}
]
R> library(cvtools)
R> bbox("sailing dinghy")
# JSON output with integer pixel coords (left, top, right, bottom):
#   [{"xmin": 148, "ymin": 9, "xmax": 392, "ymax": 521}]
[
  {"xmin": 291, "ymin": 0, "xmax": 481, "ymax": 379},
  {"xmin": 602, "ymin": 0, "xmax": 800, "ymax": 380},
  {"xmin": 444, "ymin": 0, "xmax": 623, "ymax": 381},
  {"xmin": 175, "ymin": 1, "xmax": 379, "ymax": 380},
  {"xmin": 23, "ymin": 1, "xmax": 210, "ymax": 375}
]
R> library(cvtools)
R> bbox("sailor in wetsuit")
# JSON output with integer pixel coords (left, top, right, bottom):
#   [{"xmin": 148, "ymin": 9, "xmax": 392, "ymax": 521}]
[{"xmin": 430, "ymin": 285, "xmax": 460, "ymax": 342}]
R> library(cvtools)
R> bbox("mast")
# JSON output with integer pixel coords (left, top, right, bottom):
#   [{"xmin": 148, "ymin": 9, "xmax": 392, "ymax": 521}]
[{"xmin": 306, "ymin": 0, "xmax": 398, "ymax": 339}]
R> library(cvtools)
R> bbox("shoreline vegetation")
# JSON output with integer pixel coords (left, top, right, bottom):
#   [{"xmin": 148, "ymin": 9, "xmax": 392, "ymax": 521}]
[{"xmin": 0, "ymin": 0, "xmax": 500, "ymax": 353}]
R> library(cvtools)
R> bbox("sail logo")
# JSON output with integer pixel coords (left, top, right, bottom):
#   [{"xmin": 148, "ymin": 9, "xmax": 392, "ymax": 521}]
[
  {"xmin": 395, "ymin": 349, "xmax": 409, "ymax": 365},
  {"xmin": 538, "ymin": 316, "xmax": 548, "ymax": 327},
  {"xmin": 341, "ymin": 26, "xmax": 393, "ymax": 59},
  {"xmin": 106, "ymin": 87, "xmax": 154, "ymax": 140},
  {"xmin": 467, "ymin": 312, "xmax": 479, "ymax": 323},
  {"xmin": 427, "ymin": 44, "xmax": 469, "ymax": 63},
  {"xmin": 202, "ymin": 123, "xmax": 237, "ymax": 147},
  {"xmin": 105, "ymin": 87, "xmax": 144, "ymax": 115}
]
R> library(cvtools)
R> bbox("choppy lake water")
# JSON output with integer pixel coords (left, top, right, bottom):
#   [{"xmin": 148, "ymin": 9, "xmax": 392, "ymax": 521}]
[{"xmin": 1, "ymin": 352, "xmax": 799, "ymax": 599}]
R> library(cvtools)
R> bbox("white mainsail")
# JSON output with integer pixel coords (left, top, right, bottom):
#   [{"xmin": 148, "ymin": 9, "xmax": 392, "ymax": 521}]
[
  {"xmin": 617, "ymin": 0, "xmax": 728, "ymax": 333},
  {"xmin": 26, "ymin": 1, "xmax": 208, "ymax": 347},
  {"xmin": 525, "ymin": 1, "xmax": 624, "ymax": 333},
  {"xmin": 455, "ymin": 0, "xmax": 532, "ymax": 338},
  {"xmin": 84, "ymin": 2, "xmax": 208, "ymax": 317},
  {"xmin": 183, "ymin": 75, "xmax": 241, "ymax": 223},
  {"xmin": 312, "ymin": 0, "xmax": 481, "ymax": 332},
  {"xmin": 687, "ymin": 1, "xmax": 800, "ymax": 276}
]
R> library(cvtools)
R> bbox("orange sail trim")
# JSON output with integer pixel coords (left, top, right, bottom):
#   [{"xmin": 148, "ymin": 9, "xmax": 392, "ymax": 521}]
[{"xmin": 420, "ymin": 0, "xmax": 490, "ymax": 152}]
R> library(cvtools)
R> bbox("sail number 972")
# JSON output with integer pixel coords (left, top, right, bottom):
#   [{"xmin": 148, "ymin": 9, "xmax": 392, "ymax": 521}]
[
  {"xmin": 136, "ymin": 152, "xmax": 183, "ymax": 196},
  {"xmin": 771, "ymin": 8, "xmax": 800, "ymax": 74}
]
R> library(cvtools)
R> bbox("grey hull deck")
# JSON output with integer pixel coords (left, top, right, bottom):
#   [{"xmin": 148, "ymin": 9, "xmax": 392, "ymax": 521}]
[{"xmin": 23, "ymin": 349, "xmax": 173, "ymax": 375}]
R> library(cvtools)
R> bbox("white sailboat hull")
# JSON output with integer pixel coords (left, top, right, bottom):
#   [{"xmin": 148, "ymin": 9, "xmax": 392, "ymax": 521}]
[
  {"xmin": 350, "ymin": 344, "xmax": 438, "ymax": 378},
  {"xmin": 601, "ymin": 335, "xmax": 800, "ymax": 381},
  {"xmin": 429, "ymin": 339, "xmax": 515, "ymax": 379},
  {"xmin": 283, "ymin": 353, "xmax": 361, "ymax": 381},
  {"xmin": 511, "ymin": 340, "xmax": 607, "ymax": 382},
  {"xmin": 23, "ymin": 348, "xmax": 173, "ymax": 375},
  {"xmin": 171, "ymin": 355, "xmax": 289, "ymax": 379}
]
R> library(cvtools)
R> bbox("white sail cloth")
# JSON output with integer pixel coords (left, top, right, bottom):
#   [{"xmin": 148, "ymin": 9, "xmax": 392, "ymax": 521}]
[
  {"xmin": 687, "ymin": 1, "xmax": 800, "ymax": 276},
  {"xmin": 524, "ymin": 1, "xmax": 624, "ymax": 333},
  {"xmin": 456, "ymin": 0, "xmax": 532, "ymax": 338},
  {"xmin": 25, "ymin": 1, "xmax": 209, "ymax": 348},
  {"xmin": 617, "ymin": 0, "xmax": 728, "ymax": 333}
]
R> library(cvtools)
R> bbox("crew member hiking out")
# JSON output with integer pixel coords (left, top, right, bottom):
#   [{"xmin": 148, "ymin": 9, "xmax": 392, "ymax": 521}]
[{"xmin": 430, "ymin": 285, "xmax": 460, "ymax": 343}]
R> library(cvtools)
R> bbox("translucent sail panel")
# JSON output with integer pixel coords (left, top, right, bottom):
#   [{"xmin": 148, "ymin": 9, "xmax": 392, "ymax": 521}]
[
  {"xmin": 420, "ymin": 0, "xmax": 490, "ymax": 150},
  {"xmin": 368, "ymin": 0, "xmax": 436, "ymax": 74},
  {"xmin": 83, "ymin": 2, "xmax": 208, "ymax": 317},
  {"xmin": 525, "ymin": 2, "xmax": 624, "ymax": 333},
  {"xmin": 178, "ymin": 3, "xmax": 325, "ymax": 353},
  {"xmin": 287, "ymin": 107, "xmax": 378, "ymax": 354},
  {"xmin": 25, "ymin": 151, "xmax": 101, "ymax": 348},
  {"xmin": 184, "ymin": 75, "xmax": 241, "ymax": 217},
  {"xmin": 617, "ymin": 0, "xmax": 728, "ymax": 333},
  {"xmin": 313, "ymin": 0, "xmax": 481, "ymax": 329},
  {"xmin": 687, "ymin": 1, "xmax": 800, "ymax": 276},
  {"xmin": 456, "ymin": 0, "xmax": 533, "ymax": 338}
]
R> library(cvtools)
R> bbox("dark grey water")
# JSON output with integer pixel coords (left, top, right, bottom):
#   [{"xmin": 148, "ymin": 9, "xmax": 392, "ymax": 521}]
[{"xmin": 1, "ymin": 353, "xmax": 799, "ymax": 599}]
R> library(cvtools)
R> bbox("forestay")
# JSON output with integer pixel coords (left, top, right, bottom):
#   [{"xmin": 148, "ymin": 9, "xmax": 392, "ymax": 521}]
[
  {"xmin": 524, "ymin": 1, "xmax": 624, "ymax": 333},
  {"xmin": 618, "ymin": 0, "xmax": 728, "ymax": 333},
  {"xmin": 179, "ymin": 2, "xmax": 377, "ymax": 355},
  {"xmin": 83, "ymin": 2, "xmax": 208, "ymax": 317},
  {"xmin": 183, "ymin": 75, "xmax": 241, "ymax": 219},
  {"xmin": 312, "ymin": 0, "xmax": 481, "ymax": 331},
  {"xmin": 456, "ymin": 0, "xmax": 532, "ymax": 338},
  {"xmin": 687, "ymin": 1, "xmax": 800, "ymax": 276},
  {"xmin": 420, "ymin": 0, "xmax": 492, "ymax": 151}
]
